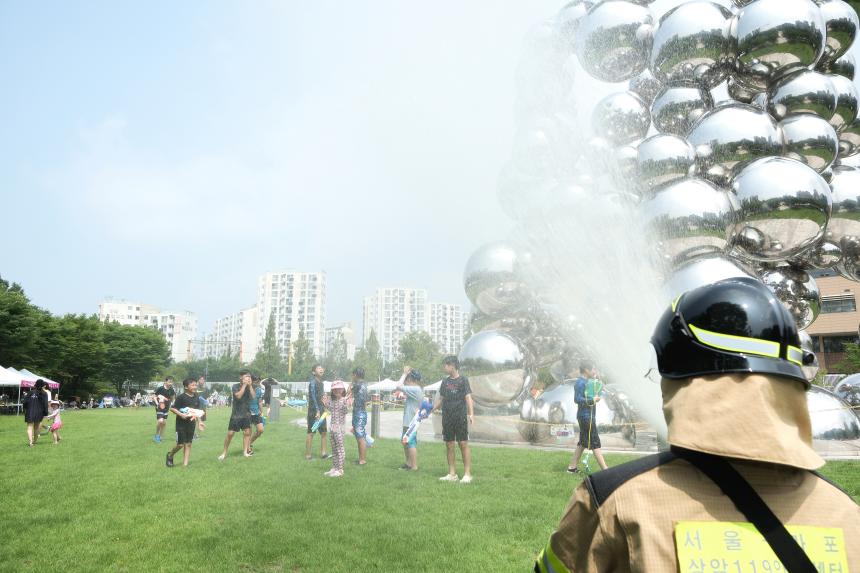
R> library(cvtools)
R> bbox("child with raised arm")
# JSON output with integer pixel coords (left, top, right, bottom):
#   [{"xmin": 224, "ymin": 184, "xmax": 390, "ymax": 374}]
[{"xmin": 396, "ymin": 367, "xmax": 425, "ymax": 471}]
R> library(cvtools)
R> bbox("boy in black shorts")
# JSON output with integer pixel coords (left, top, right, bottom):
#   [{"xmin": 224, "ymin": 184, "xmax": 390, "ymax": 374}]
[
  {"xmin": 153, "ymin": 376, "xmax": 175, "ymax": 443},
  {"xmin": 166, "ymin": 378, "xmax": 205, "ymax": 467},
  {"xmin": 431, "ymin": 356, "xmax": 474, "ymax": 484},
  {"xmin": 218, "ymin": 370, "xmax": 254, "ymax": 461}
]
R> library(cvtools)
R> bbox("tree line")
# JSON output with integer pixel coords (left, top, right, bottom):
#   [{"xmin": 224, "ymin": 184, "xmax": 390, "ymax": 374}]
[{"xmin": 1, "ymin": 275, "xmax": 452, "ymax": 398}]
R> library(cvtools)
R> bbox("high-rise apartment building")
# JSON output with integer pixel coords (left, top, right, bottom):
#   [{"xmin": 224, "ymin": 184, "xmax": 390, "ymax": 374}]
[
  {"xmin": 429, "ymin": 302, "xmax": 464, "ymax": 356},
  {"xmin": 325, "ymin": 321, "xmax": 356, "ymax": 361},
  {"xmin": 205, "ymin": 306, "xmax": 259, "ymax": 363},
  {"xmin": 98, "ymin": 298, "xmax": 198, "ymax": 364},
  {"xmin": 362, "ymin": 288, "xmax": 429, "ymax": 364},
  {"xmin": 257, "ymin": 271, "xmax": 327, "ymax": 359}
]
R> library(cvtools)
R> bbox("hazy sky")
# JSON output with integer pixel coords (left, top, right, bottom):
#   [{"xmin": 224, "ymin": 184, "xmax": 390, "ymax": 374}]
[{"xmin": 0, "ymin": 1, "xmax": 559, "ymax": 332}]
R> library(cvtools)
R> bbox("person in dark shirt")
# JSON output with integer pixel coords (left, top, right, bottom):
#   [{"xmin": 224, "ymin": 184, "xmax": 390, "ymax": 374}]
[
  {"xmin": 23, "ymin": 379, "xmax": 49, "ymax": 447},
  {"xmin": 431, "ymin": 355, "xmax": 474, "ymax": 484},
  {"xmin": 350, "ymin": 367, "xmax": 370, "ymax": 466},
  {"xmin": 153, "ymin": 377, "xmax": 176, "ymax": 443},
  {"xmin": 566, "ymin": 361, "xmax": 608, "ymax": 474},
  {"xmin": 166, "ymin": 378, "xmax": 205, "ymax": 467},
  {"xmin": 218, "ymin": 370, "xmax": 254, "ymax": 461},
  {"xmin": 304, "ymin": 364, "xmax": 330, "ymax": 460}
]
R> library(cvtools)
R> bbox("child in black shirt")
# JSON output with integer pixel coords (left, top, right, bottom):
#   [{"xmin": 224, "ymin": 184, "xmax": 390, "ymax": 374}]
[{"xmin": 166, "ymin": 378, "xmax": 205, "ymax": 467}]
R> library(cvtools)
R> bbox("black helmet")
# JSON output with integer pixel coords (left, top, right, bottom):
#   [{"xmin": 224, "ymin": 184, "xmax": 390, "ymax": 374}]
[{"xmin": 651, "ymin": 277, "xmax": 814, "ymax": 387}]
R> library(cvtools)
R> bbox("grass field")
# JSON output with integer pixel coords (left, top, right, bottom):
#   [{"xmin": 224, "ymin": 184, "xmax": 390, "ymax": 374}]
[{"xmin": 1, "ymin": 407, "xmax": 858, "ymax": 573}]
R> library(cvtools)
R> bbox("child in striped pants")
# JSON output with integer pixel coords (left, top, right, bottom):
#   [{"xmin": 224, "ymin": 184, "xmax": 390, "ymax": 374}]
[{"xmin": 325, "ymin": 382, "xmax": 349, "ymax": 478}]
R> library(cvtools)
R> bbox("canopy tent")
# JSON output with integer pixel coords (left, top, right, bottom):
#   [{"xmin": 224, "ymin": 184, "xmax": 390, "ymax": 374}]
[
  {"xmin": 0, "ymin": 367, "xmax": 21, "ymax": 388},
  {"xmin": 17, "ymin": 369, "xmax": 60, "ymax": 389},
  {"xmin": 424, "ymin": 380, "xmax": 443, "ymax": 392},
  {"xmin": 368, "ymin": 378, "xmax": 399, "ymax": 392}
]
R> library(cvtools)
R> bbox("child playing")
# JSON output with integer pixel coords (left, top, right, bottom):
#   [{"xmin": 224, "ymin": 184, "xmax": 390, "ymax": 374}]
[
  {"xmin": 325, "ymin": 381, "xmax": 349, "ymax": 478},
  {"xmin": 396, "ymin": 367, "xmax": 425, "ymax": 471},
  {"xmin": 45, "ymin": 400, "xmax": 63, "ymax": 444},
  {"xmin": 167, "ymin": 378, "xmax": 205, "ymax": 467}
]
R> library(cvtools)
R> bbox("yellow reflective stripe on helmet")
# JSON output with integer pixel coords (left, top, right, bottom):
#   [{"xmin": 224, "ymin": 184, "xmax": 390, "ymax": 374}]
[
  {"xmin": 672, "ymin": 295, "xmax": 682, "ymax": 312},
  {"xmin": 787, "ymin": 345, "xmax": 803, "ymax": 366},
  {"xmin": 688, "ymin": 324, "xmax": 780, "ymax": 358}
]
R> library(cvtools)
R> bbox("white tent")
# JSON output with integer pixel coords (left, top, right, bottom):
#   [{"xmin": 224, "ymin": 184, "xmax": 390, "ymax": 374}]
[
  {"xmin": 0, "ymin": 367, "xmax": 20, "ymax": 387},
  {"xmin": 424, "ymin": 380, "xmax": 443, "ymax": 392},
  {"xmin": 19, "ymin": 368, "xmax": 60, "ymax": 389},
  {"xmin": 368, "ymin": 378, "xmax": 399, "ymax": 392}
]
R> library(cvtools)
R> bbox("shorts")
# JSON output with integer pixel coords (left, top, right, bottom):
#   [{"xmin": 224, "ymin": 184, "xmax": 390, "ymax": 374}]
[
  {"xmin": 353, "ymin": 411, "xmax": 367, "ymax": 439},
  {"xmin": 156, "ymin": 409, "xmax": 169, "ymax": 420},
  {"xmin": 577, "ymin": 417, "xmax": 601, "ymax": 449},
  {"xmin": 401, "ymin": 425, "xmax": 417, "ymax": 449},
  {"xmin": 442, "ymin": 414, "xmax": 468, "ymax": 443},
  {"xmin": 251, "ymin": 414, "xmax": 264, "ymax": 426},
  {"xmin": 228, "ymin": 416, "xmax": 251, "ymax": 432},
  {"xmin": 176, "ymin": 423, "xmax": 195, "ymax": 445},
  {"xmin": 50, "ymin": 421, "xmax": 63, "ymax": 431},
  {"xmin": 307, "ymin": 412, "xmax": 327, "ymax": 434}
]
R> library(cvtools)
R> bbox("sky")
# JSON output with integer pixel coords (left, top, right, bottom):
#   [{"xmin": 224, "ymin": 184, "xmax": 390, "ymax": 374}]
[{"xmin": 0, "ymin": 0, "xmax": 559, "ymax": 333}]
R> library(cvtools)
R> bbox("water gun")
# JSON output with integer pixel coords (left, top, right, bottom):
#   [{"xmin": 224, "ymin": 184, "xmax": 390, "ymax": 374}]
[
  {"xmin": 401, "ymin": 399, "xmax": 433, "ymax": 445},
  {"xmin": 365, "ymin": 434, "xmax": 375, "ymax": 447},
  {"xmin": 178, "ymin": 407, "xmax": 206, "ymax": 420},
  {"xmin": 585, "ymin": 378, "xmax": 603, "ymax": 402},
  {"xmin": 311, "ymin": 411, "xmax": 330, "ymax": 432}
]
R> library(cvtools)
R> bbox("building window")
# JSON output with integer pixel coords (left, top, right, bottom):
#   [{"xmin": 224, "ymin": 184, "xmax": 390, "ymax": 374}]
[
  {"xmin": 821, "ymin": 295, "xmax": 856, "ymax": 313},
  {"xmin": 822, "ymin": 336, "xmax": 858, "ymax": 353}
]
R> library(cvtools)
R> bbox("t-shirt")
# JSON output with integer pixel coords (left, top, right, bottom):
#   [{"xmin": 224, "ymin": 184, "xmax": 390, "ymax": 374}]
[
  {"xmin": 173, "ymin": 392, "xmax": 200, "ymax": 431},
  {"xmin": 308, "ymin": 378, "xmax": 325, "ymax": 415},
  {"xmin": 352, "ymin": 381, "xmax": 369, "ymax": 415},
  {"xmin": 401, "ymin": 385, "xmax": 424, "ymax": 426},
  {"xmin": 231, "ymin": 383, "xmax": 252, "ymax": 418},
  {"xmin": 248, "ymin": 386, "xmax": 263, "ymax": 415},
  {"xmin": 440, "ymin": 376, "xmax": 471, "ymax": 419},
  {"xmin": 155, "ymin": 386, "xmax": 176, "ymax": 411}
]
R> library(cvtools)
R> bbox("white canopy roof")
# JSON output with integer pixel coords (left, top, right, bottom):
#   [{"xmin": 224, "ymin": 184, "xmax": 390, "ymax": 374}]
[
  {"xmin": 424, "ymin": 380, "xmax": 443, "ymax": 392},
  {"xmin": 0, "ymin": 367, "xmax": 20, "ymax": 387},
  {"xmin": 368, "ymin": 378, "xmax": 399, "ymax": 392}
]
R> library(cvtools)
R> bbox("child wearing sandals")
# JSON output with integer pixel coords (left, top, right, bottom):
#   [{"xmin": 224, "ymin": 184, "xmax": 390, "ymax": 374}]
[
  {"xmin": 45, "ymin": 400, "xmax": 63, "ymax": 444},
  {"xmin": 325, "ymin": 381, "xmax": 349, "ymax": 478}
]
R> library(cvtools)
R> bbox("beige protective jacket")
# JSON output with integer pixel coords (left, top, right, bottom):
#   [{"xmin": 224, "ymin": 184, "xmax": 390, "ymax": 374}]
[{"xmin": 536, "ymin": 374, "xmax": 860, "ymax": 572}]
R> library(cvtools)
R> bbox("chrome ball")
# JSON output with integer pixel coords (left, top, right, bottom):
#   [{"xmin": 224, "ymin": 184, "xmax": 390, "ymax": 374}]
[
  {"xmin": 817, "ymin": 0, "xmax": 859, "ymax": 65},
  {"xmin": 732, "ymin": 0, "xmax": 826, "ymax": 91},
  {"xmin": 641, "ymin": 178, "xmax": 737, "ymax": 265},
  {"xmin": 635, "ymin": 134, "xmax": 697, "ymax": 193},
  {"xmin": 825, "ymin": 166, "xmax": 860, "ymax": 280},
  {"xmin": 730, "ymin": 157, "xmax": 832, "ymax": 262},
  {"xmin": 651, "ymin": 85, "xmax": 714, "ymax": 137},
  {"xmin": 575, "ymin": 0, "xmax": 653, "ymax": 82},
  {"xmin": 628, "ymin": 69, "xmax": 663, "ymax": 105},
  {"xmin": 662, "ymin": 255, "xmax": 755, "ymax": 300},
  {"xmin": 759, "ymin": 265, "xmax": 821, "ymax": 330},
  {"xmin": 779, "ymin": 114, "xmax": 840, "ymax": 173},
  {"xmin": 592, "ymin": 91, "xmax": 651, "ymax": 146},
  {"xmin": 649, "ymin": 1, "xmax": 733, "ymax": 88},
  {"xmin": 464, "ymin": 242, "xmax": 530, "ymax": 318},
  {"xmin": 459, "ymin": 329, "xmax": 535, "ymax": 406},
  {"xmin": 827, "ymin": 73, "xmax": 859, "ymax": 132},
  {"xmin": 766, "ymin": 70, "xmax": 837, "ymax": 120}
]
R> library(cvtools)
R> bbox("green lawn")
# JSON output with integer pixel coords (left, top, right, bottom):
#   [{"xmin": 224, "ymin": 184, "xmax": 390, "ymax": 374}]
[{"xmin": 1, "ymin": 407, "xmax": 857, "ymax": 573}]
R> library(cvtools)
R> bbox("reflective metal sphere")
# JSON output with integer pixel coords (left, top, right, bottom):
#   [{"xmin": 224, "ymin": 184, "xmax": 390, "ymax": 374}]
[
  {"xmin": 592, "ymin": 91, "xmax": 650, "ymax": 146},
  {"xmin": 649, "ymin": 1, "xmax": 733, "ymax": 88},
  {"xmin": 825, "ymin": 166, "xmax": 860, "ymax": 280},
  {"xmin": 839, "ymin": 119, "xmax": 860, "ymax": 157},
  {"xmin": 817, "ymin": 0, "xmax": 859, "ymax": 64},
  {"xmin": 575, "ymin": 0, "xmax": 653, "ymax": 82},
  {"xmin": 641, "ymin": 178, "xmax": 737, "ymax": 265},
  {"xmin": 798, "ymin": 330, "xmax": 820, "ymax": 382},
  {"xmin": 628, "ymin": 69, "xmax": 663, "ymax": 105},
  {"xmin": 818, "ymin": 52, "xmax": 856, "ymax": 80},
  {"xmin": 635, "ymin": 134, "xmax": 697, "ymax": 193},
  {"xmin": 732, "ymin": 0, "xmax": 826, "ymax": 90},
  {"xmin": 766, "ymin": 70, "xmax": 837, "ymax": 120},
  {"xmin": 834, "ymin": 373, "xmax": 860, "ymax": 407},
  {"xmin": 651, "ymin": 85, "xmax": 714, "ymax": 137},
  {"xmin": 687, "ymin": 103, "xmax": 782, "ymax": 184},
  {"xmin": 459, "ymin": 329, "xmax": 535, "ymax": 406},
  {"xmin": 726, "ymin": 76, "xmax": 761, "ymax": 104},
  {"xmin": 759, "ymin": 265, "xmax": 821, "ymax": 330},
  {"xmin": 827, "ymin": 73, "xmax": 859, "ymax": 132},
  {"xmin": 464, "ymin": 242, "xmax": 530, "ymax": 318},
  {"xmin": 555, "ymin": 0, "xmax": 595, "ymax": 44},
  {"xmin": 730, "ymin": 157, "xmax": 832, "ymax": 262},
  {"xmin": 779, "ymin": 114, "xmax": 840, "ymax": 173},
  {"xmin": 807, "ymin": 386, "xmax": 860, "ymax": 451},
  {"xmin": 662, "ymin": 255, "xmax": 754, "ymax": 301},
  {"xmin": 805, "ymin": 240, "xmax": 843, "ymax": 269},
  {"xmin": 518, "ymin": 383, "xmax": 637, "ymax": 447}
]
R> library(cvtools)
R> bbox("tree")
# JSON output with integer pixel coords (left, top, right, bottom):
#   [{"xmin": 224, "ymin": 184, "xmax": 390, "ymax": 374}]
[
  {"xmin": 101, "ymin": 322, "xmax": 170, "ymax": 395},
  {"xmin": 252, "ymin": 315, "xmax": 287, "ymax": 379},
  {"xmin": 353, "ymin": 328, "xmax": 383, "ymax": 381},
  {"xmin": 833, "ymin": 342, "xmax": 860, "ymax": 374},
  {"xmin": 325, "ymin": 331, "xmax": 350, "ymax": 380},
  {"xmin": 288, "ymin": 328, "xmax": 316, "ymax": 381},
  {"xmin": 0, "ymin": 276, "xmax": 42, "ymax": 368},
  {"xmin": 47, "ymin": 314, "xmax": 107, "ymax": 398},
  {"xmin": 386, "ymin": 330, "xmax": 442, "ymax": 383}
]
